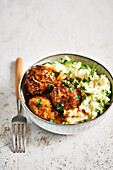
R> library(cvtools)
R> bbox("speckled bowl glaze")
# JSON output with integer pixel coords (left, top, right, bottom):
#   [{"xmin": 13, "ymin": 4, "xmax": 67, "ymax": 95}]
[{"xmin": 19, "ymin": 54, "xmax": 113, "ymax": 135}]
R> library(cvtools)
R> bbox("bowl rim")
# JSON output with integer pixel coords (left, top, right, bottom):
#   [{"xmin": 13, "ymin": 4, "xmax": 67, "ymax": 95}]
[{"xmin": 19, "ymin": 53, "xmax": 113, "ymax": 127}]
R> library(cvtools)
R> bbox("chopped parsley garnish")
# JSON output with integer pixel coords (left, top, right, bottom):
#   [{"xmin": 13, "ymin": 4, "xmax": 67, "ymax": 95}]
[
  {"xmin": 96, "ymin": 109, "xmax": 100, "ymax": 113},
  {"xmin": 83, "ymin": 78, "xmax": 87, "ymax": 82},
  {"xmin": 102, "ymin": 99, "xmax": 106, "ymax": 104},
  {"xmin": 80, "ymin": 86, "xmax": 86, "ymax": 90},
  {"xmin": 65, "ymin": 60, "xmax": 72, "ymax": 64},
  {"xmin": 76, "ymin": 94, "xmax": 80, "ymax": 100},
  {"xmin": 97, "ymin": 99, "xmax": 106, "ymax": 114},
  {"xmin": 62, "ymin": 122, "xmax": 67, "ymax": 124},
  {"xmin": 105, "ymin": 90, "xmax": 111, "ymax": 97},
  {"xmin": 36, "ymin": 99, "xmax": 42, "ymax": 107},
  {"xmin": 63, "ymin": 81, "xmax": 70, "ymax": 88},
  {"xmin": 101, "ymin": 89, "xmax": 104, "ymax": 94},
  {"xmin": 71, "ymin": 85, "xmax": 76, "ymax": 90},
  {"xmin": 70, "ymin": 85, "xmax": 76, "ymax": 91},
  {"xmin": 79, "ymin": 64, "xmax": 90, "ymax": 70},
  {"xmin": 80, "ymin": 120, "xmax": 84, "ymax": 123},
  {"xmin": 43, "ymin": 62, "xmax": 53, "ymax": 65},
  {"xmin": 94, "ymin": 97, "xmax": 98, "ymax": 100},
  {"xmin": 74, "ymin": 81, "xmax": 79, "ymax": 85},
  {"xmin": 60, "ymin": 59, "xmax": 72, "ymax": 64},
  {"xmin": 69, "ymin": 78, "xmax": 74, "ymax": 83},
  {"xmin": 67, "ymin": 70, "xmax": 71, "ymax": 75},
  {"xmin": 69, "ymin": 88, "xmax": 72, "ymax": 91},
  {"xmin": 50, "ymin": 118, "xmax": 54, "ymax": 122},
  {"xmin": 63, "ymin": 81, "xmax": 76, "ymax": 91},
  {"xmin": 49, "ymin": 84, "xmax": 54, "ymax": 90},
  {"xmin": 83, "ymin": 77, "xmax": 91, "ymax": 82},
  {"xmin": 75, "ymin": 77, "xmax": 81, "ymax": 82},
  {"xmin": 71, "ymin": 65, "xmax": 75, "ymax": 69},
  {"xmin": 65, "ymin": 70, "xmax": 71, "ymax": 75},
  {"xmin": 57, "ymin": 103, "xmax": 64, "ymax": 111},
  {"xmin": 83, "ymin": 94, "xmax": 87, "ymax": 101},
  {"xmin": 50, "ymin": 73, "xmax": 55, "ymax": 77},
  {"xmin": 60, "ymin": 59, "xmax": 67, "ymax": 64},
  {"xmin": 90, "ymin": 63, "xmax": 98, "ymax": 77},
  {"xmin": 74, "ymin": 77, "xmax": 81, "ymax": 85}
]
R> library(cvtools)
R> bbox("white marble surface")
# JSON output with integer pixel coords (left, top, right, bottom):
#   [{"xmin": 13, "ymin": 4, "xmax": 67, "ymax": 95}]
[{"xmin": 0, "ymin": 0, "xmax": 113, "ymax": 169}]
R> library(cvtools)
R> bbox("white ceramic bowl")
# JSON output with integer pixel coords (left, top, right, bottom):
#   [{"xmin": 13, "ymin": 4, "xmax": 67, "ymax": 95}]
[{"xmin": 19, "ymin": 54, "xmax": 113, "ymax": 135}]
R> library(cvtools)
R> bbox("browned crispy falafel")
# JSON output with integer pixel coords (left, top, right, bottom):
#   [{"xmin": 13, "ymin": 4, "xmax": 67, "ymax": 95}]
[
  {"xmin": 28, "ymin": 96, "xmax": 58, "ymax": 120},
  {"xmin": 24, "ymin": 65, "xmax": 56, "ymax": 95},
  {"xmin": 50, "ymin": 81, "xmax": 81, "ymax": 110}
]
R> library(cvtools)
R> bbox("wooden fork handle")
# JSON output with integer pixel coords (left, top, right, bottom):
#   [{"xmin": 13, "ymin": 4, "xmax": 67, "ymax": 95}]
[{"xmin": 15, "ymin": 58, "xmax": 23, "ymax": 100}]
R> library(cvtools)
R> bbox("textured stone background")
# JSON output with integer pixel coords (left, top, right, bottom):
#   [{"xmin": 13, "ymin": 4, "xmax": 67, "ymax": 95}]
[{"xmin": 0, "ymin": 0, "xmax": 113, "ymax": 169}]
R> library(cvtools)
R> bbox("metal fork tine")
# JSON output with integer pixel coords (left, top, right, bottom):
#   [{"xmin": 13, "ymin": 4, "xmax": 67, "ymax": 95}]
[
  {"xmin": 23, "ymin": 123, "xmax": 26, "ymax": 152},
  {"xmin": 20, "ymin": 123, "xmax": 23, "ymax": 152},
  {"xmin": 12, "ymin": 124, "xmax": 16, "ymax": 152},
  {"xmin": 16, "ymin": 124, "xmax": 20, "ymax": 152}
]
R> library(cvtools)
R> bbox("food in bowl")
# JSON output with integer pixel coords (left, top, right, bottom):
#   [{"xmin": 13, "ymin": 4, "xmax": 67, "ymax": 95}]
[
  {"xmin": 50, "ymin": 81, "xmax": 81, "ymax": 110},
  {"xmin": 24, "ymin": 65, "xmax": 56, "ymax": 95},
  {"xmin": 23, "ymin": 56, "xmax": 111, "ymax": 124},
  {"xmin": 28, "ymin": 96, "xmax": 58, "ymax": 120}
]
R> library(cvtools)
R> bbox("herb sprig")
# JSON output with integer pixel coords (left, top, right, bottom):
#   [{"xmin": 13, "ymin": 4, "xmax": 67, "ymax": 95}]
[
  {"xmin": 49, "ymin": 84, "xmax": 54, "ymax": 90},
  {"xmin": 36, "ymin": 99, "xmax": 42, "ymax": 107},
  {"xmin": 60, "ymin": 59, "xmax": 72, "ymax": 65},
  {"xmin": 57, "ymin": 103, "xmax": 64, "ymax": 111},
  {"xmin": 83, "ymin": 77, "xmax": 91, "ymax": 82},
  {"xmin": 76, "ymin": 94, "xmax": 80, "ymax": 100},
  {"xmin": 63, "ymin": 81, "xmax": 70, "ymax": 88},
  {"xmin": 50, "ymin": 73, "xmax": 55, "ymax": 77},
  {"xmin": 90, "ymin": 64, "xmax": 98, "ymax": 77},
  {"xmin": 79, "ymin": 64, "xmax": 90, "ymax": 70},
  {"xmin": 80, "ymin": 86, "xmax": 86, "ymax": 90},
  {"xmin": 63, "ymin": 81, "xmax": 76, "ymax": 91},
  {"xmin": 50, "ymin": 118, "xmax": 54, "ymax": 122}
]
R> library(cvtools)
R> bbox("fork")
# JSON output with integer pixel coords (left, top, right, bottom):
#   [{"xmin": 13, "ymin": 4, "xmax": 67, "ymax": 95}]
[{"xmin": 12, "ymin": 58, "xmax": 27, "ymax": 153}]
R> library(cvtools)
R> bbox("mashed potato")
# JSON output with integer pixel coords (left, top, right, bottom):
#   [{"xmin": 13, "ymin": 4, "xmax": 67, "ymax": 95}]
[{"xmin": 45, "ymin": 56, "xmax": 111, "ymax": 124}]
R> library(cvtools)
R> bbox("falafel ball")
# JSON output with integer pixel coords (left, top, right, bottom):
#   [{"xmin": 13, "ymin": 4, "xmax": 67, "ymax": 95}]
[
  {"xmin": 50, "ymin": 81, "xmax": 81, "ymax": 110},
  {"xmin": 24, "ymin": 65, "xmax": 56, "ymax": 95},
  {"xmin": 28, "ymin": 96, "xmax": 58, "ymax": 120}
]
